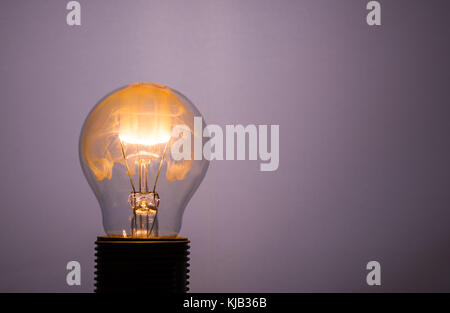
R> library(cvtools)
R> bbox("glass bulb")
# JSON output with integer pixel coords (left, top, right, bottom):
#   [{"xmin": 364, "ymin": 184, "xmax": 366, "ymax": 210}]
[{"xmin": 79, "ymin": 82, "xmax": 209, "ymax": 238}]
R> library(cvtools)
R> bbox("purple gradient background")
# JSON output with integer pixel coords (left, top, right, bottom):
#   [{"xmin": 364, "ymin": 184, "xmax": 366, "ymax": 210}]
[{"xmin": 0, "ymin": 0, "xmax": 449, "ymax": 292}]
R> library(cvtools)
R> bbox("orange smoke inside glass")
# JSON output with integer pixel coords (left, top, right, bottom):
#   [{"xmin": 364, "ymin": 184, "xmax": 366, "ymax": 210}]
[{"xmin": 81, "ymin": 82, "xmax": 193, "ymax": 183}]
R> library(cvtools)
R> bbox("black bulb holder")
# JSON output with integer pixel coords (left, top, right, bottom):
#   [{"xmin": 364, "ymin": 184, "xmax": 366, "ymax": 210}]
[{"xmin": 94, "ymin": 236, "xmax": 190, "ymax": 293}]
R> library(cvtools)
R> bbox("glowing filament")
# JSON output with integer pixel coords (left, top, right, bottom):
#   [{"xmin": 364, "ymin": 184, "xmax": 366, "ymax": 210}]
[{"xmin": 119, "ymin": 134, "xmax": 170, "ymax": 146}]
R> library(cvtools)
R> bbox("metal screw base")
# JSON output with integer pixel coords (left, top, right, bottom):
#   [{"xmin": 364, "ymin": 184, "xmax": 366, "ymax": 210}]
[{"xmin": 94, "ymin": 237, "xmax": 190, "ymax": 293}]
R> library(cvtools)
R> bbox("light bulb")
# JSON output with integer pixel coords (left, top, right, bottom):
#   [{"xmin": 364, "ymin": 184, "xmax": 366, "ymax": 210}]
[{"xmin": 79, "ymin": 82, "xmax": 209, "ymax": 238}]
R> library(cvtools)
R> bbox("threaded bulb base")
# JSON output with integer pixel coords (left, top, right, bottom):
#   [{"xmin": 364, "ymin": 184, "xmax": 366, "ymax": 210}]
[{"xmin": 94, "ymin": 237, "xmax": 190, "ymax": 293}]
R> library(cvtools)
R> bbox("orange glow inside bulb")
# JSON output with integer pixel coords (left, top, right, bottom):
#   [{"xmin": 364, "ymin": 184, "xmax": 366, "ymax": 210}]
[{"xmin": 119, "ymin": 134, "xmax": 171, "ymax": 146}]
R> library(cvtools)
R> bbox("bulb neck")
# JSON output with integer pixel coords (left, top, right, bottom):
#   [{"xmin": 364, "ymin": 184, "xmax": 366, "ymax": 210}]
[{"xmin": 129, "ymin": 192, "xmax": 160, "ymax": 237}]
